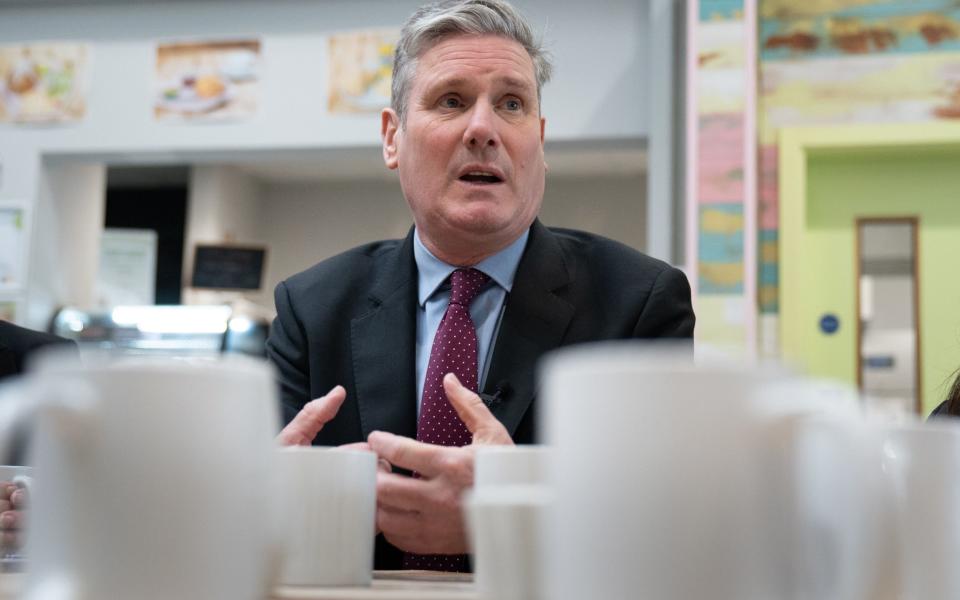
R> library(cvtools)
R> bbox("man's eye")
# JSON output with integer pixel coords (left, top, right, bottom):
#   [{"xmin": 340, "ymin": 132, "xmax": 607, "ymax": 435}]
[
  {"xmin": 503, "ymin": 99, "xmax": 522, "ymax": 111},
  {"xmin": 440, "ymin": 96, "xmax": 462, "ymax": 109}
]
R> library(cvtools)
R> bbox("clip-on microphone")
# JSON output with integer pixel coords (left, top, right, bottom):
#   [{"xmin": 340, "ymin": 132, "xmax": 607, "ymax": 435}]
[{"xmin": 481, "ymin": 379, "xmax": 512, "ymax": 408}]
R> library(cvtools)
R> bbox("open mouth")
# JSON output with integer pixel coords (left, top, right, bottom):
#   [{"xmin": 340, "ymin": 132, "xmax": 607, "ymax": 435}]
[{"xmin": 458, "ymin": 171, "xmax": 504, "ymax": 185}]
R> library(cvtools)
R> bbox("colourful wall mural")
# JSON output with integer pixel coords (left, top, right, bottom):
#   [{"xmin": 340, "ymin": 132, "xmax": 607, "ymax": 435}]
[
  {"xmin": 689, "ymin": 0, "xmax": 757, "ymax": 353},
  {"xmin": 688, "ymin": 0, "xmax": 960, "ymax": 355},
  {"xmin": 758, "ymin": 0, "xmax": 960, "ymax": 316}
]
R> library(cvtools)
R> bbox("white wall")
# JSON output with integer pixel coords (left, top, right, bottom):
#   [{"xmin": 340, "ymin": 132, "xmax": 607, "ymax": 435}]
[
  {"xmin": 0, "ymin": 0, "xmax": 648, "ymax": 183},
  {"xmin": 28, "ymin": 162, "xmax": 106, "ymax": 326},
  {"xmin": 186, "ymin": 167, "xmax": 264, "ymax": 251},
  {"xmin": 539, "ymin": 175, "xmax": 647, "ymax": 251},
  {"xmin": 256, "ymin": 177, "xmax": 415, "ymax": 309},
  {"xmin": 182, "ymin": 166, "xmax": 267, "ymax": 307},
  {"xmin": 0, "ymin": 0, "xmax": 653, "ymax": 327}
]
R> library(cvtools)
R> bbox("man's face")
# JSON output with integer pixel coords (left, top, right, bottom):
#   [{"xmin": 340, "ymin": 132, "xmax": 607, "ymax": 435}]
[{"xmin": 382, "ymin": 34, "xmax": 546, "ymax": 263}]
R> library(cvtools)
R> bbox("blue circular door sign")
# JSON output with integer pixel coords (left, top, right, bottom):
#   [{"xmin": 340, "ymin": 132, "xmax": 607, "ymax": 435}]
[{"xmin": 820, "ymin": 314, "xmax": 839, "ymax": 335}]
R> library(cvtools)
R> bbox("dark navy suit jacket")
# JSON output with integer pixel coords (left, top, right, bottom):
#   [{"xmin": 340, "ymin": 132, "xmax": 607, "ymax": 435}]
[{"xmin": 265, "ymin": 220, "xmax": 695, "ymax": 568}]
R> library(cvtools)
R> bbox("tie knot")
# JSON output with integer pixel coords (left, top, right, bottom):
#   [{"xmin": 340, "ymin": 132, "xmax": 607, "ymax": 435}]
[{"xmin": 449, "ymin": 268, "xmax": 489, "ymax": 306}]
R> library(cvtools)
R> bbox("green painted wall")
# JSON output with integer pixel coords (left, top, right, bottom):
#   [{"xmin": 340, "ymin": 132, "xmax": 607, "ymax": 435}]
[{"xmin": 802, "ymin": 149, "xmax": 960, "ymax": 414}]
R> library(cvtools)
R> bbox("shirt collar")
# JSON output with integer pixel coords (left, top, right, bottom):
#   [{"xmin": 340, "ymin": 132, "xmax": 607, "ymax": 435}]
[{"xmin": 413, "ymin": 227, "xmax": 530, "ymax": 307}]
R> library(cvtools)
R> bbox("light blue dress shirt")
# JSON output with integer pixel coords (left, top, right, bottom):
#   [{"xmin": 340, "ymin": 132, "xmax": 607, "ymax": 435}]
[{"xmin": 413, "ymin": 228, "xmax": 529, "ymax": 418}]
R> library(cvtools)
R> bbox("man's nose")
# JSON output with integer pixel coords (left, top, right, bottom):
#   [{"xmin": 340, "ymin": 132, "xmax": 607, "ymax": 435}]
[{"xmin": 462, "ymin": 102, "xmax": 499, "ymax": 149}]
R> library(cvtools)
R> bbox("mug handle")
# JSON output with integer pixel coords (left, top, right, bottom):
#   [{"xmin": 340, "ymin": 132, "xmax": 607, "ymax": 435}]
[
  {"xmin": 0, "ymin": 381, "xmax": 36, "ymax": 466},
  {"xmin": 11, "ymin": 380, "xmax": 99, "ymax": 600}
]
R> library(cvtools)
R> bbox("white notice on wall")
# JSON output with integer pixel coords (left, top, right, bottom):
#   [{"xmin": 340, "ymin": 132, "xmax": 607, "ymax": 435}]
[
  {"xmin": 0, "ymin": 206, "xmax": 25, "ymax": 289},
  {"xmin": 96, "ymin": 229, "xmax": 157, "ymax": 307}
]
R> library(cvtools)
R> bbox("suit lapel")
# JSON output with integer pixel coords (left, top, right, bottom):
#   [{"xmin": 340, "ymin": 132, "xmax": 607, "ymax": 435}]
[
  {"xmin": 350, "ymin": 229, "xmax": 419, "ymax": 440},
  {"xmin": 483, "ymin": 221, "xmax": 574, "ymax": 437}
]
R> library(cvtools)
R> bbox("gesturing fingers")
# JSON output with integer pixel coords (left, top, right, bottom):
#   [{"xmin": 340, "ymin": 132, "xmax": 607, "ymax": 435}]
[
  {"xmin": 0, "ymin": 484, "xmax": 14, "ymax": 502},
  {"xmin": 9, "ymin": 488, "xmax": 26, "ymax": 510},
  {"xmin": 376, "ymin": 471, "xmax": 431, "ymax": 512},
  {"xmin": 367, "ymin": 431, "xmax": 447, "ymax": 477},
  {"xmin": 338, "ymin": 441, "xmax": 372, "ymax": 452},
  {"xmin": 0, "ymin": 510, "xmax": 22, "ymax": 531},
  {"xmin": 277, "ymin": 385, "xmax": 346, "ymax": 446},
  {"xmin": 376, "ymin": 506, "xmax": 422, "ymax": 540},
  {"xmin": 443, "ymin": 373, "xmax": 512, "ymax": 445}
]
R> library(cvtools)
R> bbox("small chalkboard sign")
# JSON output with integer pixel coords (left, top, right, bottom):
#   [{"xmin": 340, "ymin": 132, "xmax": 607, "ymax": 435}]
[{"xmin": 191, "ymin": 245, "xmax": 265, "ymax": 290}]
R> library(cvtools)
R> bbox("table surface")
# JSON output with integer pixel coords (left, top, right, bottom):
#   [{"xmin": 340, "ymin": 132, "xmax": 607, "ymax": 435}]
[
  {"xmin": 0, "ymin": 571, "xmax": 477, "ymax": 600},
  {"xmin": 273, "ymin": 571, "xmax": 476, "ymax": 600}
]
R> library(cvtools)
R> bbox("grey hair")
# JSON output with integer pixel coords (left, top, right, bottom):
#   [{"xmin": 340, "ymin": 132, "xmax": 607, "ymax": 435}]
[{"xmin": 391, "ymin": 0, "xmax": 553, "ymax": 123}]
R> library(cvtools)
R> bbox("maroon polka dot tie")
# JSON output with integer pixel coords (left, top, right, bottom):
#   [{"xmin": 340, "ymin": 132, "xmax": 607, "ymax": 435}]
[{"xmin": 403, "ymin": 268, "xmax": 489, "ymax": 572}]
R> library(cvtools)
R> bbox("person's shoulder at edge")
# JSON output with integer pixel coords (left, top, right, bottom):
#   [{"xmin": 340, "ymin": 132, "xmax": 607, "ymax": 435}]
[
  {"xmin": 0, "ymin": 319, "xmax": 75, "ymax": 354},
  {"xmin": 928, "ymin": 370, "xmax": 960, "ymax": 420},
  {"xmin": 0, "ymin": 319, "xmax": 78, "ymax": 380}
]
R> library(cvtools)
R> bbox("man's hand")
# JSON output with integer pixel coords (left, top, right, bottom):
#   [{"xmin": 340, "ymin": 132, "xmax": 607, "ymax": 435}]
[
  {"xmin": 367, "ymin": 373, "xmax": 512, "ymax": 554},
  {"xmin": 277, "ymin": 385, "xmax": 346, "ymax": 446},
  {"xmin": 339, "ymin": 441, "xmax": 393, "ymax": 475},
  {"xmin": 0, "ymin": 482, "xmax": 27, "ymax": 551}
]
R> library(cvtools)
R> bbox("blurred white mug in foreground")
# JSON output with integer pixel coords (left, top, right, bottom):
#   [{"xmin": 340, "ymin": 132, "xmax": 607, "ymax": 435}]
[
  {"xmin": 468, "ymin": 445, "xmax": 550, "ymax": 600},
  {"xmin": 467, "ymin": 484, "xmax": 550, "ymax": 600},
  {"xmin": 474, "ymin": 444, "xmax": 547, "ymax": 487},
  {"xmin": 881, "ymin": 421, "xmax": 960, "ymax": 600},
  {"xmin": 0, "ymin": 351, "xmax": 279, "ymax": 600},
  {"xmin": 273, "ymin": 446, "xmax": 377, "ymax": 587},
  {"xmin": 540, "ymin": 342, "xmax": 786, "ymax": 600}
]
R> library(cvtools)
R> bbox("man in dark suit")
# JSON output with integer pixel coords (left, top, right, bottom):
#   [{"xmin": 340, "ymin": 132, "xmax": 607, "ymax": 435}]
[{"xmin": 267, "ymin": 0, "xmax": 694, "ymax": 570}]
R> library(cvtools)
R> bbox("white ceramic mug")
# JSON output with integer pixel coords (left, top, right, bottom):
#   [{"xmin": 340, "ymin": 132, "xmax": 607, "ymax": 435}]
[
  {"xmin": 881, "ymin": 420, "xmax": 960, "ymax": 600},
  {"xmin": 0, "ymin": 352, "xmax": 280, "ymax": 600},
  {"xmin": 467, "ymin": 484, "xmax": 550, "ymax": 600},
  {"xmin": 474, "ymin": 445, "xmax": 547, "ymax": 487},
  {"xmin": 540, "ymin": 342, "xmax": 775, "ymax": 600},
  {"xmin": 468, "ymin": 445, "xmax": 550, "ymax": 600},
  {"xmin": 746, "ymin": 369, "xmax": 904, "ymax": 600},
  {"xmin": 775, "ymin": 414, "xmax": 887, "ymax": 600},
  {"xmin": 273, "ymin": 446, "xmax": 377, "ymax": 587}
]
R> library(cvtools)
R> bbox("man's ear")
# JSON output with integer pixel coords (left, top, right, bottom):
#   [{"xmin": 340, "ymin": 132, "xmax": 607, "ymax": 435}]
[{"xmin": 382, "ymin": 108, "xmax": 400, "ymax": 170}]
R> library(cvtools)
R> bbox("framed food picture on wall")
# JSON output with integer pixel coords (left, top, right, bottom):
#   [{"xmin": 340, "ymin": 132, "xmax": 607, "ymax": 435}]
[
  {"xmin": 0, "ymin": 42, "xmax": 90, "ymax": 124},
  {"xmin": 328, "ymin": 28, "xmax": 399, "ymax": 114},
  {"xmin": 154, "ymin": 39, "xmax": 261, "ymax": 122}
]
